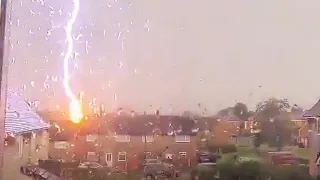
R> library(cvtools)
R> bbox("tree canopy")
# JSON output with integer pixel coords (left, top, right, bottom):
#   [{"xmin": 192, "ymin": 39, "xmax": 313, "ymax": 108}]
[{"xmin": 254, "ymin": 98, "xmax": 294, "ymax": 147}]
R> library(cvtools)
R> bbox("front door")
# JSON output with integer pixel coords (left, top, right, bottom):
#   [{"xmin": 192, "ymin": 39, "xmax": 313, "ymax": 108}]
[{"xmin": 106, "ymin": 153, "xmax": 113, "ymax": 167}]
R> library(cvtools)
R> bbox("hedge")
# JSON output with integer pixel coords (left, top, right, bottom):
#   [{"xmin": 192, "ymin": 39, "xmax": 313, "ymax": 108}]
[{"xmin": 192, "ymin": 160, "xmax": 313, "ymax": 180}]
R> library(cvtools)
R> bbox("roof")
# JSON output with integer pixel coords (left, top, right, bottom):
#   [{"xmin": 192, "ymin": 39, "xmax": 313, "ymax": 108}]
[
  {"xmin": 47, "ymin": 114, "xmax": 200, "ymax": 141},
  {"xmin": 291, "ymin": 111, "xmax": 306, "ymax": 120},
  {"xmin": 304, "ymin": 100, "xmax": 320, "ymax": 117},
  {"xmin": 223, "ymin": 115, "xmax": 243, "ymax": 122},
  {"xmin": 111, "ymin": 115, "xmax": 198, "ymax": 136},
  {"xmin": 5, "ymin": 93, "xmax": 50, "ymax": 134}
]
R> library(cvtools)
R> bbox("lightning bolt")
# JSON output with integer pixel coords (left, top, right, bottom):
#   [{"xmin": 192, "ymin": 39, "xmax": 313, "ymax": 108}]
[{"xmin": 63, "ymin": 0, "xmax": 82, "ymax": 123}]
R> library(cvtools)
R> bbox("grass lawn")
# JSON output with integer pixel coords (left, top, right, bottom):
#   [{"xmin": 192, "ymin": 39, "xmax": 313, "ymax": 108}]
[
  {"xmin": 294, "ymin": 148, "xmax": 310, "ymax": 159},
  {"xmin": 217, "ymin": 144, "xmax": 311, "ymax": 167},
  {"xmin": 219, "ymin": 146, "xmax": 262, "ymax": 162}
]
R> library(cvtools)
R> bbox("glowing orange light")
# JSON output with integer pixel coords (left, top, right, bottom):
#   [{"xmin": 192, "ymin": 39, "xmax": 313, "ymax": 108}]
[{"xmin": 69, "ymin": 99, "xmax": 83, "ymax": 124}]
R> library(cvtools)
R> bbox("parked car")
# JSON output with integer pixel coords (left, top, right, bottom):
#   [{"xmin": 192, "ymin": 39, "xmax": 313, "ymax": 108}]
[{"xmin": 269, "ymin": 151, "xmax": 299, "ymax": 165}]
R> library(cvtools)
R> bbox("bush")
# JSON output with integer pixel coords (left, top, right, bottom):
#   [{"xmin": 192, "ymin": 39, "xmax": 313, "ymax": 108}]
[
  {"xmin": 220, "ymin": 144, "xmax": 237, "ymax": 154},
  {"xmin": 298, "ymin": 158, "xmax": 309, "ymax": 165},
  {"xmin": 191, "ymin": 165, "xmax": 219, "ymax": 180},
  {"xmin": 269, "ymin": 165, "xmax": 312, "ymax": 180},
  {"xmin": 218, "ymin": 161, "xmax": 270, "ymax": 180},
  {"xmin": 193, "ymin": 160, "xmax": 313, "ymax": 180}
]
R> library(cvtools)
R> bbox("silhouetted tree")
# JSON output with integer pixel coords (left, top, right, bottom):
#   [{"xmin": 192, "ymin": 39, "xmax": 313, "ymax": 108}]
[
  {"xmin": 217, "ymin": 107, "xmax": 233, "ymax": 117},
  {"xmin": 291, "ymin": 104, "xmax": 304, "ymax": 114},
  {"xmin": 233, "ymin": 102, "xmax": 252, "ymax": 136},
  {"xmin": 255, "ymin": 98, "xmax": 293, "ymax": 147}
]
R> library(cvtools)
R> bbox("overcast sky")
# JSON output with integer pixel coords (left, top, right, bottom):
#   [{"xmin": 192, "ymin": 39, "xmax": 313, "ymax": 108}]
[{"xmin": 5, "ymin": 0, "xmax": 320, "ymax": 114}]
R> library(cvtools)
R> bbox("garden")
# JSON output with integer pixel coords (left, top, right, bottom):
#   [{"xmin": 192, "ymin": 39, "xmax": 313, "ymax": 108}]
[{"xmin": 193, "ymin": 142, "xmax": 313, "ymax": 180}]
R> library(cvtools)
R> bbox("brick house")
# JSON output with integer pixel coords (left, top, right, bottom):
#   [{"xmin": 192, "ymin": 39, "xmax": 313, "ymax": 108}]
[
  {"xmin": 48, "ymin": 114, "xmax": 199, "ymax": 170},
  {"xmin": 301, "ymin": 99, "xmax": 320, "ymax": 147},
  {"xmin": 4, "ymin": 93, "xmax": 50, "ymax": 180},
  {"xmin": 206, "ymin": 115, "xmax": 253, "ymax": 144}
]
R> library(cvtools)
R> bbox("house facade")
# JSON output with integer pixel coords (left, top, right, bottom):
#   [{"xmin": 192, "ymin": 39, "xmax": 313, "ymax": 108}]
[
  {"xmin": 48, "ymin": 115, "xmax": 199, "ymax": 170},
  {"xmin": 208, "ymin": 115, "xmax": 253, "ymax": 144},
  {"xmin": 290, "ymin": 111, "xmax": 308, "ymax": 147},
  {"xmin": 3, "ymin": 93, "xmax": 50, "ymax": 180}
]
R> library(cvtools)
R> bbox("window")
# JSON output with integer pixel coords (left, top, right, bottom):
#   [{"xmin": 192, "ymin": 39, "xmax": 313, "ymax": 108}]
[
  {"xmin": 118, "ymin": 152, "xmax": 126, "ymax": 161},
  {"xmin": 179, "ymin": 152, "xmax": 187, "ymax": 157},
  {"xmin": 142, "ymin": 136, "xmax": 154, "ymax": 142},
  {"xmin": 87, "ymin": 152, "xmax": 96, "ymax": 156},
  {"xmin": 87, "ymin": 152, "xmax": 98, "ymax": 162},
  {"xmin": 54, "ymin": 141, "xmax": 69, "ymax": 149},
  {"xmin": 144, "ymin": 151, "xmax": 152, "ymax": 158},
  {"xmin": 175, "ymin": 135, "xmax": 190, "ymax": 143},
  {"xmin": 86, "ymin": 134, "xmax": 98, "ymax": 142},
  {"xmin": 115, "ymin": 135, "xmax": 130, "ymax": 142},
  {"xmin": 106, "ymin": 153, "xmax": 112, "ymax": 162}
]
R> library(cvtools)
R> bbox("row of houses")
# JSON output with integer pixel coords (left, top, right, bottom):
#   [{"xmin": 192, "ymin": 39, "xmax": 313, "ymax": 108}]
[
  {"xmin": 44, "ymin": 113, "xmax": 246, "ymax": 170},
  {"xmin": 7, "ymin": 93, "xmax": 320, "ymax": 178}
]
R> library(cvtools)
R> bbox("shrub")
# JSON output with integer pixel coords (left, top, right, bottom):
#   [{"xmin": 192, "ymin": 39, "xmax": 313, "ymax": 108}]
[
  {"xmin": 191, "ymin": 165, "xmax": 219, "ymax": 180},
  {"xmin": 192, "ymin": 161, "xmax": 313, "ymax": 180},
  {"xmin": 298, "ymin": 158, "xmax": 309, "ymax": 165},
  {"xmin": 269, "ymin": 165, "xmax": 312, "ymax": 180},
  {"xmin": 218, "ymin": 161, "xmax": 270, "ymax": 180},
  {"xmin": 220, "ymin": 144, "xmax": 237, "ymax": 154}
]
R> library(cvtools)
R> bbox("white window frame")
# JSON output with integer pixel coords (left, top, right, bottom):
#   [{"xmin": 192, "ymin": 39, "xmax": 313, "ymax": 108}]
[
  {"xmin": 142, "ymin": 136, "xmax": 154, "ymax": 142},
  {"xmin": 175, "ymin": 135, "xmax": 190, "ymax": 143},
  {"xmin": 115, "ymin": 135, "xmax": 130, "ymax": 142},
  {"xmin": 54, "ymin": 141, "xmax": 69, "ymax": 149},
  {"xmin": 87, "ymin": 152, "xmax": 96, "ymax": 156},
  {"xmin": 118, "ymin": 152, "xmax": 127, "ymax": 161},
  {"xmin": 179, "ymin": 152, "xmax": 187, "ymax": 157},
  {"xmin": 86, "ymin": 134, "xmax": 98, "ymax": 142},
  {"xmin": 106, "ymin": 153, "xmax": 112, "ymax": 162},
  {"xmin": 87, "ymin": 152, "xmax": 98, "ymax": 162}
]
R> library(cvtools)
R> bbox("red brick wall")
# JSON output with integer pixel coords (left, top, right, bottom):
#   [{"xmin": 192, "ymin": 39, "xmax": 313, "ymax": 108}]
[{"xmin": 49, "ymin": 135, "xmax": 197, "ymax": 170}]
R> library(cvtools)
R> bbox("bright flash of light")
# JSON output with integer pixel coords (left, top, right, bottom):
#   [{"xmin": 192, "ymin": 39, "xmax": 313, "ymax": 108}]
[
  {"xmin": 69, "ymin": 100, "xmax": 83, "ymax": 123},
  {"xmin": 63, "ymin": 0, "xmax": 83, "ymax": 123}
]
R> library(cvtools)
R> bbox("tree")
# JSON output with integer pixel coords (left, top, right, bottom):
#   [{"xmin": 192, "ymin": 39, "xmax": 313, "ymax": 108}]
[
  {"xmin": 255, "ymin": 98, "xmax": 294, "ymax": 147},
  {"xmin": 291, "ymin": 104, "xmax": 304, "ymax": 114},
  {"xmin": 217, "ymin": 107, "xmax": 233, "ymax": 117},
  {"xmin": 233, "ymin": 102, "xmax": 249, "ymax": 120},
  {"xmin": 181, "ymin": 111, "xmax": 200, "ymax": 118},
  {"xmin": 233, "ymin": 102, "xmax": 252, "ymax": 136}
]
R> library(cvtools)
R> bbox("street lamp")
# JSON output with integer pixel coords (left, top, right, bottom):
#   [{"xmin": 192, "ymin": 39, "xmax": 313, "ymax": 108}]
[{"xmin": 0, "ymin": 0, "xmax": 9, "ymax": 179}]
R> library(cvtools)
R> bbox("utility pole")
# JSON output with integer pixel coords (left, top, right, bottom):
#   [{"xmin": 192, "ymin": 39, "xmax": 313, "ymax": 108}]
[{"xmin": 0, "ymin": 0, "xmax": 8, "ymax": 179}]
